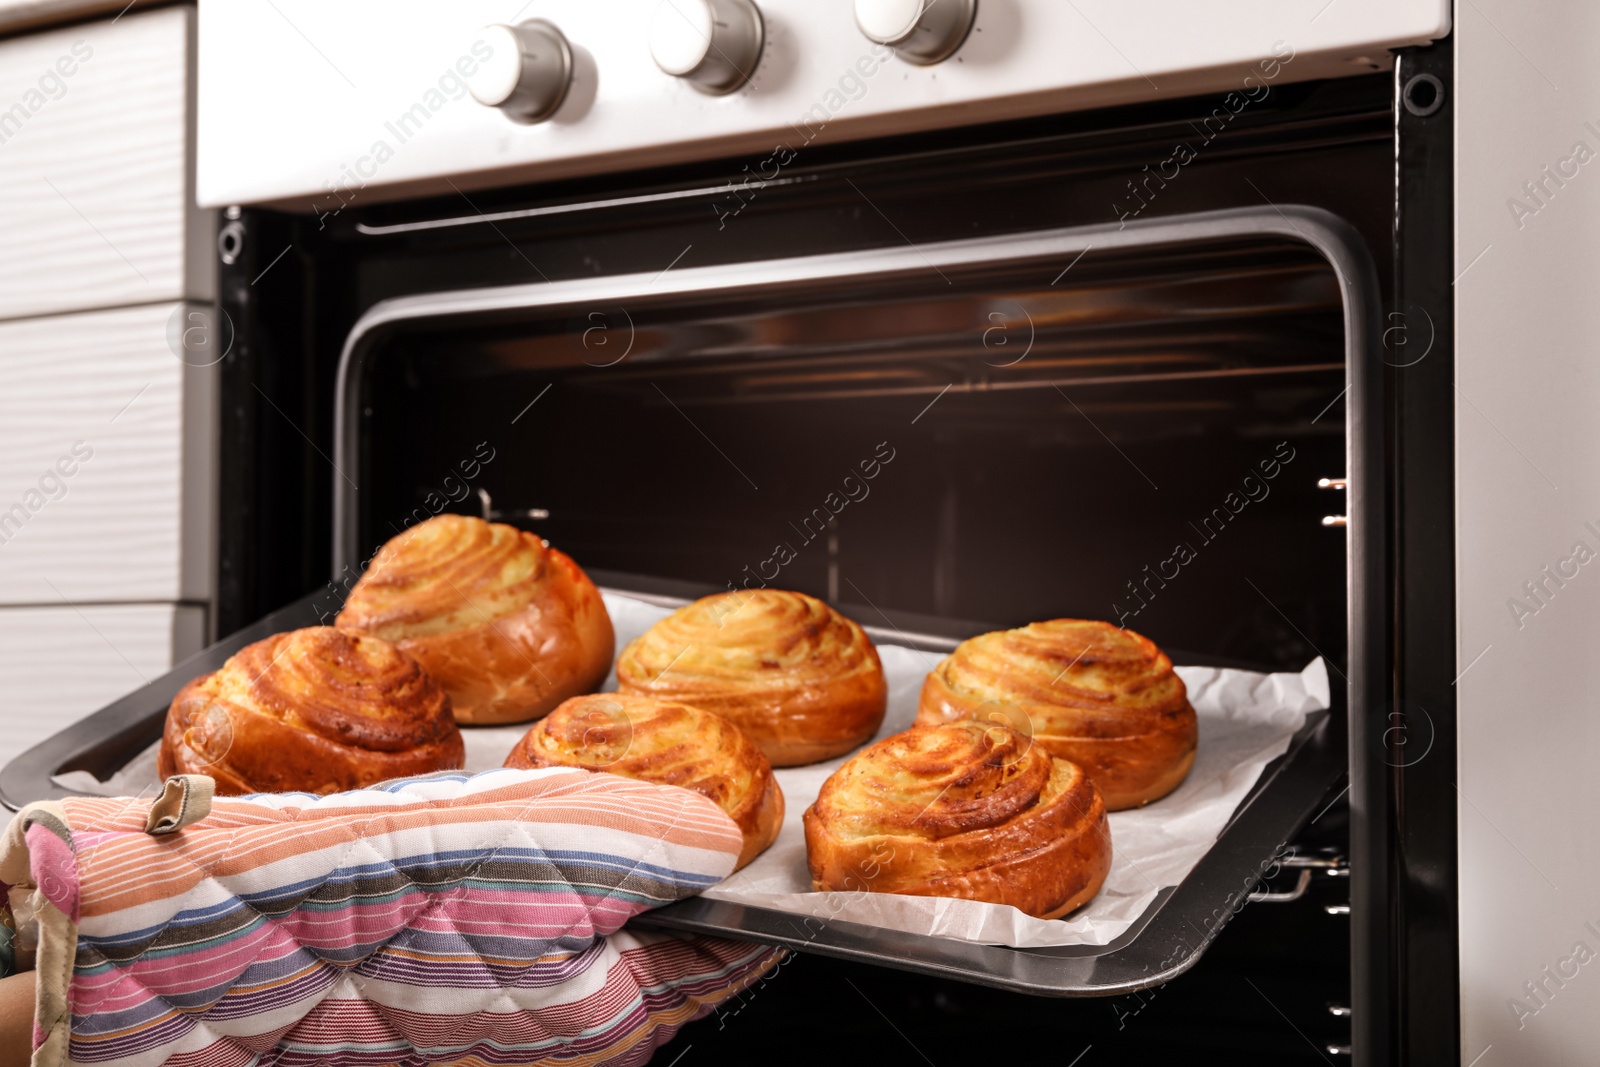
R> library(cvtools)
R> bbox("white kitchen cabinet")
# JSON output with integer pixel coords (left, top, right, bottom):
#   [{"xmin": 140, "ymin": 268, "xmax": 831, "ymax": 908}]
[
  {"xmin": 0, "ymin": 602, "xmax": 202, "ymax": 761},
  {"xmin": 0, "ymin": 1, "xmax": 158, "ymax": 37},
  {"xmin": 0, "ymin": 303, "xmax": 214, "ymax": 604},
  {"xmin": 0, "ymin": 6, "xmax": 210, "ymax": 320}
]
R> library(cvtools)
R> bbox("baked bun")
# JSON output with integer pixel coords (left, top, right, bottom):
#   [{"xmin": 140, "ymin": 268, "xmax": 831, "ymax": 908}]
[
  {"xmin": 804, "ymin": 721, "xmax": 1111, "ymax": 918},
  {"xmin": 157, "ymin": 626, "xmax": 464, "ymax": 795},
  {"xmin": 335, "ymin": 514, "xmax": 614, "ymax": 725},
  {"xmin": 505, "ymin": 693, "xmax": 783, "ymax": 870},
  {"xmin": 915, "ymin": 619, "xmax": 1197, "ymax": 811},
  {"xmin": 614, "ymin": 589, "xmax": 887, "ymax": 767}
]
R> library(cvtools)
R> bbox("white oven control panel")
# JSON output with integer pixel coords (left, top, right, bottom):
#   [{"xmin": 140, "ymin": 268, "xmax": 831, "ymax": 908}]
[{"xmin": 197, "ymin": 0, "xmax": 1448, "ymax": 210}]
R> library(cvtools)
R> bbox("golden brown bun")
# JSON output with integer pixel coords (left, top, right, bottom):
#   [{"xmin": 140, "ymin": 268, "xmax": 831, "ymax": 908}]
[
  {"xmin": 614, "ymin": 589, "xmax": 887, "ymax": 767},
  {"xmin": 157, "ymin": 627, "xmax": 464, "ymax": 795},
  {"xmin": 804, "ymin": 721, "xmax": 1111, "ymax": 918},
  {"xmin": 505, "ymin": 693, "xmax": 783, "ymax": 871},
  {"xmin": 915, "ymin": 619, "xmax": 1197, "ymax": 811},
  {"xmin": 335, "ymin": 514, "xmax": 615, "ymax": 725}
]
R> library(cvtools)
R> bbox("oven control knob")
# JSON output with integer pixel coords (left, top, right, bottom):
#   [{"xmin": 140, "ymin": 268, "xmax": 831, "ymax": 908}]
[
  {"xmin": 649, "ymin": 0, "xmax": 765, "ymax": 95},
  {"xmin": 855, "ymin": 0, "xmax": 977, "ymax": 65},
  {"xmin": 466, "ymin": 20, "xmax": 573, "ymax": 124}
]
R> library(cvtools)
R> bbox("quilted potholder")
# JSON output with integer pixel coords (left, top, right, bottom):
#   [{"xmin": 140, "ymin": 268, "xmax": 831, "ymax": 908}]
[{"xmin": 0, "ymin": 767, "xmax": 781, "ymax": 1067}]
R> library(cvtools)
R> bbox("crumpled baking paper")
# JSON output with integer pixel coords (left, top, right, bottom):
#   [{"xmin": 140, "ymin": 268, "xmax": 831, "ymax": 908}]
[{"xmin": 56, "ymin": 591, "xmax": 1330, "ymax": 949}]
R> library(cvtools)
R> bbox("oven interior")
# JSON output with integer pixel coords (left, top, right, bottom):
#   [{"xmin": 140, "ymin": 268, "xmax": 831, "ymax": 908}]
[{"xmin": 357, "ymin": 238, "xmax": 1348, "ymax": 670}]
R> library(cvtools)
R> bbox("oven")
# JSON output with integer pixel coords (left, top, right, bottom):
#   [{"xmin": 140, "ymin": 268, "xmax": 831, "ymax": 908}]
[{"xmin": 3, "ymin": 2, "xmax": 1467, "ymax": 1063}]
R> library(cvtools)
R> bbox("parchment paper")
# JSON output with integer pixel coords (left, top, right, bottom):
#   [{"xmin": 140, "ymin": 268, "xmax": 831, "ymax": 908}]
[{"xmin": 55, "ymin": 591, "xmax": 1330, "ymax": 950}]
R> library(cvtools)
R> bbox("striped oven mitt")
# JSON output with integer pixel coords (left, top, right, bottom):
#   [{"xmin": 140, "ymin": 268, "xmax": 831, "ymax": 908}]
[{"xmin": 0, "ymin": 767, "xmax": 782, "ymax": 1067}]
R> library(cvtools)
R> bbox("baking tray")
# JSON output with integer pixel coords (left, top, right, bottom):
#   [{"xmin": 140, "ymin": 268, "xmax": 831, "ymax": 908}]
[
  {"xmin": 609, "ymin": 572, "xmax": 1344, "ymax": 997},
  {"xmin": 0, "ymin": 573, "xmax": 1343, "ymax": 998}
]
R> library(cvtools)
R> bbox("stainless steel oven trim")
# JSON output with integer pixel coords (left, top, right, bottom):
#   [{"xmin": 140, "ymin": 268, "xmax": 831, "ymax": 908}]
[{"xmin": 327, "ymin": 203, "xmax": 1384, "ymax": 996}]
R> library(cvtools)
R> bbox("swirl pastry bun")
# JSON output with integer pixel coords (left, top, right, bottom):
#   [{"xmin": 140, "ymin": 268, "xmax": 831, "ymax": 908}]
[
  {"xmin": 505, "ymin": 693, "xmax": 783, "ymax": 870},
  {"xmin": 615, "ymin": 589, "xmax": 888, "ymax": 767},
  {"xmin": 915, "ymin": 619, "xmax": 1197, "ymax": 811},
  {"xmin": 804, "ymin": 721, "xmax": 1111, "ymax": 918},
  {"xmin": 336, "ymin": 514, "xmax": 615, "ymax": 725},
  {"xmin": 157, "ymin": 627, "xmax": 464, "ymax": 795}
]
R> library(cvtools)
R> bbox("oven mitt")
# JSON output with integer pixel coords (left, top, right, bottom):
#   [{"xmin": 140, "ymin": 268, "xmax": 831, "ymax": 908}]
[{"xmin": 0, "ymin": 767, "xmax": 782, "ymax": 1067}]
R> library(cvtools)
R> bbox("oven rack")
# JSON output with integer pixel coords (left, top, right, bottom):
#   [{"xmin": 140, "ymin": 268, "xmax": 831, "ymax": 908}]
[{"xmin": 0, "ymin": 576, "xmax": 1343, "ymax": 998}]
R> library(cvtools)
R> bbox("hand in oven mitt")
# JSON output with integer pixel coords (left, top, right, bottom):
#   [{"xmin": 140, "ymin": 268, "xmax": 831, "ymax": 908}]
[{"xmin": 0, "ymin": 767, "xmax": 781, "ymax": 1066}]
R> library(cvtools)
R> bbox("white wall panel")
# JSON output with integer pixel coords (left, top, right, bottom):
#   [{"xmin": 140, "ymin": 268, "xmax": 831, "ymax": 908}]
[
  {"xmin": 0, "ymin": 303, "xmax": 215, "ymax": 604},
  {"xmin": 0, "ymin": 7, "xmax": 198, "ymax": 319},
  {"xmin": 0, "ymin": 603, "xmax": 202, "ymax": 765},
  {"xmin": 1457, "ymin": 0, "xmax": 1600, "ymax": 1062}
]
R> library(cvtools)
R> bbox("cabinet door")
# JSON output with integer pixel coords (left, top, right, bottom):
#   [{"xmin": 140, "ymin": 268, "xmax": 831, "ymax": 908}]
[
  {"xmin": 0, "ymin": 7, "xmax": 206, "ymax": 321},
  {"xmin": 0, "ymin": 603, "xmax": 203, "ymax": 763},
  {"xmin": 0, "ymin": 303, "xmax": 214, "ymax": 603},
  {"xmin": 0, "ymin": 1, "xmax": 156, "ymax": 37}
]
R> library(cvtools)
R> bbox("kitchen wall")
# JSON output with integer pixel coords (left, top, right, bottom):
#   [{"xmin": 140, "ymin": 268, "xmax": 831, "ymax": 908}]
[{"xmin": 1456, "ymin": 1, "xmax": 1600, "ymax": 1062}]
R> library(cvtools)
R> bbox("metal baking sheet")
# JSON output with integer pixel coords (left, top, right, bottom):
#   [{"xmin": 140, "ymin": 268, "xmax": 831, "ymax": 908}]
[
  {"xmin": 634, "ymin": 706, "xmax": 1339, "ymax": 997},
  {"xmin": 0, "ymin": 575, "xmax": 1342, "ymax": 997}
]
